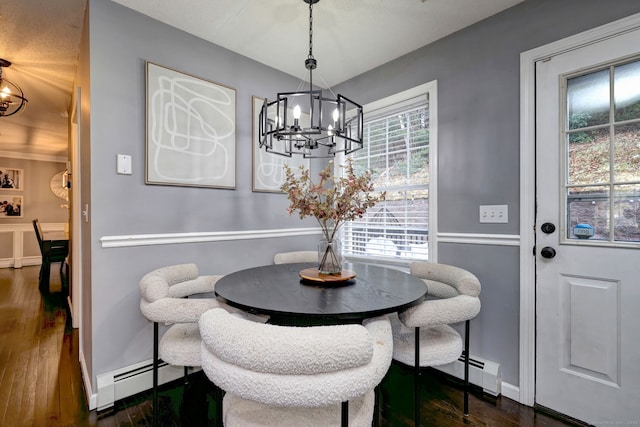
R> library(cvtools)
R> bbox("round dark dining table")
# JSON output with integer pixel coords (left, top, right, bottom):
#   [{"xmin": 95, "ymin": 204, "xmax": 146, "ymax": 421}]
[{"xmin": 214, "ymin": 262, "xmax": 427, "ymax": 325}]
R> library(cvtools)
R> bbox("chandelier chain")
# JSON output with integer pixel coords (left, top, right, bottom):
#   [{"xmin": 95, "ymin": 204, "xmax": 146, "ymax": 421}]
[{"xmin": 308, "ymin": 1, "xmax": 313, "ymax": 60}]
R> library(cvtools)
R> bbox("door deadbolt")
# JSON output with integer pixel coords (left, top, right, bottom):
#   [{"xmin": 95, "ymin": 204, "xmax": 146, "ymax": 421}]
[{"xmin": 541, "ymin": 222, "xmax": 556, "ymax": 234}]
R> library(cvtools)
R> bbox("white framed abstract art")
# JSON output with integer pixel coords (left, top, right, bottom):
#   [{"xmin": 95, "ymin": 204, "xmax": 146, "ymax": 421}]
[
  {"xmin": 146, "ymin": 62, "xmax": 236, "ymax": 189},
  {"xmin": 252, "ymin": 96, "xmax": 309, "ymax": 192}
]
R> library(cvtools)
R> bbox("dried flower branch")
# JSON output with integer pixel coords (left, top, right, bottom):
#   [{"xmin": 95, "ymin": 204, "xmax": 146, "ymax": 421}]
[{"xmin": 281, "ymin": 159, "xmax": 386, "ymax": 242}]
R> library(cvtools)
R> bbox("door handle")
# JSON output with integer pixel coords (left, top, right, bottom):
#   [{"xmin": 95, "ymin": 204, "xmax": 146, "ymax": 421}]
[{"xmin": 540, "ymin": 246, "xmax": 556, "ymax": 259}]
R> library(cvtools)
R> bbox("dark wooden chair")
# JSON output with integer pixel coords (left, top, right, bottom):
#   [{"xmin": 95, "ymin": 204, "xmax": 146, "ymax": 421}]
[{"xmin": 32, "ymin": 218, "xmax": 69, "ymax": 293}]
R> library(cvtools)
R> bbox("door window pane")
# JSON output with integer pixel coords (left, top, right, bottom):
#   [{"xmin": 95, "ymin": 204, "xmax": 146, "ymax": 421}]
[
  {"xmin": 613, "ymin": 123, "xmax": 640, "ymax": 182},
  {"xmin": 567, "ymin": 69, "xmax": 610, "ymax": 129},
  {"xmin": 567, "ymin": 186, "xmax": 610, "ymax": 241},
  {"xmin": 568, "ymin": 128, "xmax": 610, "ymax": 185},
  {"xmin": 614, "ymin": 61, "xmax": 640, "ymax": 122},
  {"xmin": 613, "ymin": 184, "xmax": 640, "ymax": 242}
]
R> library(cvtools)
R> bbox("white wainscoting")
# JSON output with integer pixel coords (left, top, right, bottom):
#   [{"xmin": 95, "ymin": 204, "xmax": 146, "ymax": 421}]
[{"xmin": 0, "ymin": 222, "xmax": 67, "ymax": 268}]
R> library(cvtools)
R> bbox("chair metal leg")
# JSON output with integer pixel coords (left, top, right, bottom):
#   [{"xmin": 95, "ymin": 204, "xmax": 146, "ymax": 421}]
[
  {"xmin": 214, "ymin": 384, "xmax": 224, "ymax": 427},
  {"xmin": 373, "ymin": 385, "xmax": 380, "ymax": 427},
  {"xmin": 464, "ymin": 320, "xmax": 470, "ymax": 416},
  {"xmin": 414, "ymin": 326, "xmax": 420, "ymax": 427},
  {"xmin": 341, "ymin": 401, "xmax": 349, "ymax": 427},
  {"xmin": 153, "ymin": 322, "xmax": 159, "ymax": 427}
]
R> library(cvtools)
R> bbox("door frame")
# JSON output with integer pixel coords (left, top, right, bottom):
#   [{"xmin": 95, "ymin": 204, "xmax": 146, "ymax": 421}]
[{"xmin": 519, "ymin": 12, "xmax": 640, "ymax": 407}]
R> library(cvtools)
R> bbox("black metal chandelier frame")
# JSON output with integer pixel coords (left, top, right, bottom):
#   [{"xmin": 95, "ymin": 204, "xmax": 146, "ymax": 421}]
[
  {"xmin": 258, "ymin": 0, "xmax": 364, "ymax": 158},
  {"xmin": 0, "ymin": 59, "xmax": 28, "ymax": 118}
]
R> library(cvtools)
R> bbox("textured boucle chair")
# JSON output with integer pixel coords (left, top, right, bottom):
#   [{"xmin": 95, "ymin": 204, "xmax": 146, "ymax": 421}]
[
  {"xmin": 139, "ymin": 263, "xmax": 226, "ymax": 427},
  {"xmin": 273, "ymin": 250, "xmax": 317, "ymax": 264},
  {"xmin": 199, "ymin": 308, "xmax": 393, "ymax": 427},
  {"xmin": 392, "ymin": 261, "xmax": 481, "ymax": 426}
]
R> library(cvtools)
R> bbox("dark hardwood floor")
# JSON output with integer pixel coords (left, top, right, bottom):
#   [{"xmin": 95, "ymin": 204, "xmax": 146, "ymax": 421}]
[{"xmin": 1, "ymin": 265, "xmax": 587, "ymax": 426}]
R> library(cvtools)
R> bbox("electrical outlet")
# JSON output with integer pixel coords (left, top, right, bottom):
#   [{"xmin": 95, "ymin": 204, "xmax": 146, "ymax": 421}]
[{"xmin": 479, "ymin": 205, "xmax": 508, "ymax": 223}]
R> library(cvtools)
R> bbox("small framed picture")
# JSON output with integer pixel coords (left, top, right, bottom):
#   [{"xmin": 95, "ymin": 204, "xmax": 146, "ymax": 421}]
[
  {"xmin": 0, "ymin": 167, "xmax": 23, "ymax": 191},
  {"xmin": 0, "ymin": 196, "xmax": 23, "ymax": 218}
]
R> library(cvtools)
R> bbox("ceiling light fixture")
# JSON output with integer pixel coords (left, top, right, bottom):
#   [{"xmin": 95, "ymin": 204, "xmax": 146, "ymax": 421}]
[
  {"xmin": 258, "ymin": 0, "xmax": 363, "ymax": 158},
  {"xmin": 0, "ymin": 59, "xmax": 28, "ymax": 118}
]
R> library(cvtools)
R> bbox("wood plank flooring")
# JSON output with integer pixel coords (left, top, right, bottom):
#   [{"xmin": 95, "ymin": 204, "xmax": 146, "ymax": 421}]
[{"xmin": 0, "ymin": 265, "xmax": 588, "ymax": 426}]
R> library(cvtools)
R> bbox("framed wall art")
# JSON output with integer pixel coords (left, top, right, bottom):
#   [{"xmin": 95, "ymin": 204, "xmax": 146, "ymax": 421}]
[
  {"xmin": 146, "ymin": 62, "xmax": 236, "ymax": 189},
  {"xmin": 0, "ymin": 195, "xmax": 23, "ymax": 218},
  {"xmin": 252, "ymin": 96, "xmax": 309, "ymax": 192},
  {"xmin": 0, "ymin": 167, "xmax": 23, "ymax": 191}
]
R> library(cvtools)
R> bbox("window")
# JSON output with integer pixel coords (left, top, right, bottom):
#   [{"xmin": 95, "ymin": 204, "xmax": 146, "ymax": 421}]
[
  {"xmin": 341, "ymin": 83, "xmax": 436, "ymax": 262},
  {"xmin": 564, "ymin": 59, "xmax": 640, "ymax": 243}
]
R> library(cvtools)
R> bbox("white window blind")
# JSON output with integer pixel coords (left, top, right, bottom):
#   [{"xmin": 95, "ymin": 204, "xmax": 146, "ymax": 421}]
[{"xmin": 342, "ymin": 96, "xmax": 430, "ymax": 261}]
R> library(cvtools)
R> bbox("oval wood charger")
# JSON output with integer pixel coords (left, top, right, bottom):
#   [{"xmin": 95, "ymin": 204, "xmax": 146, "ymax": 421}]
[{"xmin": 299, "ymin": 268, "xmax": 357, "ymax": 283}]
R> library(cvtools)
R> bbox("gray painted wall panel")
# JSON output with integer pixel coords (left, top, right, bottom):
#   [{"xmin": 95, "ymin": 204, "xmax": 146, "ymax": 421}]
[{"xmin": 438, "ymin": 243, "xmax": 521, "ymax": 384}]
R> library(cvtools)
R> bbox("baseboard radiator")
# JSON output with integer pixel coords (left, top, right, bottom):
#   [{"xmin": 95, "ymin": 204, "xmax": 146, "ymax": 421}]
[
  {"xmin": 96, "ymin": 353, "xmax": 500, "ymax": 410},
  {"xmin": 96, "ymin": 359, "xmax": 199, "ymax": 411},
  {"xmin": 433, "ymin": 353, "xmax": 502, "ymax": 396}
]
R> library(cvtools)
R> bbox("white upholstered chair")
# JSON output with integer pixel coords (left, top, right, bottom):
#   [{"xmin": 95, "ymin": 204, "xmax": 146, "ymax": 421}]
[
  {"xmin": 139, "ymin": 263, "xmax": 226, "ymax": 426},
  {"xmin": 273, "ymin": 250, "xmax": 317, "ymax": 264},
  {"xmin": 199, "ymin": 308, "xmax": 393, "ymax": 427},
  {"xmin": 391, "ymin": 261, "xmax": 481, "ymax": 425}
]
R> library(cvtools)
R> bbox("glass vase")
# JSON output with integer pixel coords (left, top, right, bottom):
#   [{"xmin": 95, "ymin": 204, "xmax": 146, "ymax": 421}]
[{"xmin": 318, "ymin": 238, "xmax": 342, "ymax": 275}]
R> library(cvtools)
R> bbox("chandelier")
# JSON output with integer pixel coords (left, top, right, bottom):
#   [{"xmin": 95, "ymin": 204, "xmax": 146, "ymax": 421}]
[
  {"xmin": 0, "ymin": 59, "xmax": 28, "ymax": 118},
  {"xmin": 258, "ymin": 0, "xmax": 363, "ymax": 158}
]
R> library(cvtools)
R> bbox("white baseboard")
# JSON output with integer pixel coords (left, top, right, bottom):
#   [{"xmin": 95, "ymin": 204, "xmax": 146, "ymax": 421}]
[
  {"xmin": 500, "ymin": 381, "xmax": 521, "ymax": 403},
  {"xmin": 80, "ymin": 350, "xmax": 97, "ymax": 410},
  {"xmin": 0, "ymin": 256, "xmax": 41, "ymax": 269}
]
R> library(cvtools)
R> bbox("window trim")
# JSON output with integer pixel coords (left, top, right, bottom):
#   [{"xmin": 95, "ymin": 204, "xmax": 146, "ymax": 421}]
[{"xmin": 339, "ymin": 81, "xmax": 438, "ymax": 266}]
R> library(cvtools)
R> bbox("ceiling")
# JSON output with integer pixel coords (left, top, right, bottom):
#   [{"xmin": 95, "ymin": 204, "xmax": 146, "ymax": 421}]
[{"xmin": 0, "ymin": 0, "xmax": 523, "ymax": 160}]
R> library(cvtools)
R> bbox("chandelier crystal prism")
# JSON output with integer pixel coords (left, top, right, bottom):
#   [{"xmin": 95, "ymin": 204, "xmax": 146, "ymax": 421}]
[
  {"xmin": 0, "ymin": 59, "xmax": 28, "ymax": 118},
  {"xmin": 258, "ymin": 0, "xmax": 363, "ymax": 158}
]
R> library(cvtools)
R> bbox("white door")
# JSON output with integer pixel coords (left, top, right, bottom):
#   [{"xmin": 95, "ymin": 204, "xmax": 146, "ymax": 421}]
[{"xmin": 535, "ymin": 29, "xmax": 640, "ymax": 425}]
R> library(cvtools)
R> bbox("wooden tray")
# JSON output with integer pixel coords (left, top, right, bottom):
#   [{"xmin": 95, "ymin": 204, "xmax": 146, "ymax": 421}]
[{"xmin": 299, "ymin": 268, "xmax": 357, "ymax": 283}]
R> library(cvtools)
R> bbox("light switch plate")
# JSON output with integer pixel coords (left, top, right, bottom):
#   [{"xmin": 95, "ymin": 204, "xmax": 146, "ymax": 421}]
[
  {"xmin": 117, "ymin": 154, "xmax": 132, "ymax": 175},
  {"xmin": 479, "ymin": 205, "xmax": 508, "ymax": 223}
]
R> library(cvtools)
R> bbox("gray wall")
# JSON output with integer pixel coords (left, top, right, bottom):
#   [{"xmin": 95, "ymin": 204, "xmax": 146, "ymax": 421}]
[
  {"xmin": 334, "ymin": 0, "xmax": 640, "ymax": 385},
  {"xmin": 84, "ymin": 0, "xmax": 640, "ymax": 392}
]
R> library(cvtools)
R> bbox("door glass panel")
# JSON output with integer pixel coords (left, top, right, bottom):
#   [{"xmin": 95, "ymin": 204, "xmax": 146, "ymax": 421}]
[
  {"xmin": 614, "ymin": 61, "xmax": 640, "ymax": 122},
  {"xmin": 567, "ymin": 185, "xmax": 610, "ymax": 241},
  {"xmin": 567, "ymin": 69, "xmax": 610, "ymax": 129},
  {"xmin": 568, "ymin": 128, "xmax": 610, "ymax": 185},
  {"xmin": 613, "ymin": 123, "xmax": 640, "ymax": 182},
  {"xmin": 613, "ymin": 184, "xmax": 640, "ymax": 242},
  {"xmin": 564, "ymin": 58, "xmax": 640, "ymax": 246}
]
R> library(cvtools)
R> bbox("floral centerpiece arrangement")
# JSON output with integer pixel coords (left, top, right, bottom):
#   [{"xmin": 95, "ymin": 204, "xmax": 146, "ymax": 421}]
[{"xmin": 281, "ymin": 159, "xmax": 385, "ymax": 275}]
